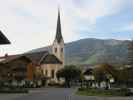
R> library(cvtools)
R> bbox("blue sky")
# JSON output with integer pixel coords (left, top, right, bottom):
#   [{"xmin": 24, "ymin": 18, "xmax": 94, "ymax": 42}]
[{"xmin": 0, "ymin": 0, "xmax": 133, "ymax": 55}]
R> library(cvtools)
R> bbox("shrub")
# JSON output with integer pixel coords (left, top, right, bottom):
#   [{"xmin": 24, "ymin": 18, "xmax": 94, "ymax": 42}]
[
  {"xmin": 77, "ymin": 87, "xmax": 133, "ymax": 96},
  {"xmin": 0, "ymin": 87, "xmax": 28, "ymax": 93},
  {"xmin": 118, "ymin": 88, "xmax": 133, "ymax": 96}
]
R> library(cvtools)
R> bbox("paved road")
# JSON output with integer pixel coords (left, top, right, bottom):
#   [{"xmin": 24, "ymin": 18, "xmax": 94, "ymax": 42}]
[
  {"xmin": 14, "ymin": 88, "xmax": 75, "ymax": 100},
  {"xmin": 0, "ymin": 88, "xmax": 133, "ymax": 100},
  {"xmin": 0, "ymin": 88, "xmax": 97, "ymax": 100},
  {"xmin": 0, "ymin": 94, "xmax": 27, "ymax": 100}
]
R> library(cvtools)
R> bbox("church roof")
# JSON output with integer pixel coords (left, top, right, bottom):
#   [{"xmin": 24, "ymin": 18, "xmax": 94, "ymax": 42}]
[
  {"xmin": 40, "ymin": 54, "xmax": 62, "ymax": 64},
  {"xmin": 24, "ymin": 51, "xmax": 48, "ymax": 64},
  {"xmin": 0, "ymin": 30, "xmax": 10, "ymax": 44},
  {"xmin": 55, "ymin": 10, "xmax": 63, "ymax": 43},
  {"xmin": 0, "ymin": 51, "xmax": 62, "ymax": 65}
]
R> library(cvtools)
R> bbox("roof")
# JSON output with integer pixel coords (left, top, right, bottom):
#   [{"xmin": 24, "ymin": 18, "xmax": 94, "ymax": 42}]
[
  {"xmin": 55, "ymin": 10, "xmax": 63, "ymax": 43},
  {"xmin": 24, "ymin": 51, "xmax": 49, "ymax": 64},
  {"xmin": 0, "ymin": 51, "xmax": 62, "ymax": 65},
  {"xmin": 1, "ymin": 55, "xmax": 32, "ymax": 64},
  {"xmin": 0, "ymin": 31, "xmax": 10, "ymax": 44},
  {"xmin": 83, "ymin": 68, "xmax": 93, "ymax": 75},
  {"xmin": 40, "ymin": 54, "xmax": 62, "ymax": 64},
  {"xmin": 0, "ymin": 54, "xmax": 18, "ymax": 62}
]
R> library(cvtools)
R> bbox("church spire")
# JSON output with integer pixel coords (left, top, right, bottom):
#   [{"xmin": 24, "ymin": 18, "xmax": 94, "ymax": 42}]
[
  {"xmin": 55, "ymin": 9, "xmax": 63, "ymax": 43},
  {"xmin": 52, "ymin": 8, "xmax": 65, "ymax": 66}
]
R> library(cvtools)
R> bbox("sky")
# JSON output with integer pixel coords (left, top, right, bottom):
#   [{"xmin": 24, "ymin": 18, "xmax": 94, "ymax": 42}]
[{"xmin": 0, "ymin": 0, "xmax": 133, "ymax": 56}]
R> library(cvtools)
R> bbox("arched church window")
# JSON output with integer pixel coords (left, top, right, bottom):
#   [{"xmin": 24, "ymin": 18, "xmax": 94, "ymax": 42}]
[
  {"xmin": 51, "ymin": 70, "xmax": 55, "ymax": 78},
  {"xmin": 61, "ymin": 48, "xmax": 63, "ymax": 52},
  {"xmin": 55, "ymin": 48, "xmax": 57, "ymax": 53},
  {"xmin": 45, "ymin": 70, "xmax": 48, "ymax": 76}
]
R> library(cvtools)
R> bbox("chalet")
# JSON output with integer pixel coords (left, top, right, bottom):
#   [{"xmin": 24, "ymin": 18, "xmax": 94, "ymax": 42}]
[{"xmin": 0, "ymin": 55, "xmax": 32, "ymax": 82}]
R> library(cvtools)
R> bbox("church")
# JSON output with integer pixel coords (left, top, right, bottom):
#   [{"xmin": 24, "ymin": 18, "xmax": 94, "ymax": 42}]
[
  {"xmin": 41, "ymin": 9, "xmax": 65, "ymax": 83},
  {"xmin": 0, "ymin": 9, "xmax": 65, "ymax": 85}
]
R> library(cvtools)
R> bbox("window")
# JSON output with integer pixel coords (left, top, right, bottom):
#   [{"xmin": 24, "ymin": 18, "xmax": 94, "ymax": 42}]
[
  {"xmin": 45, "ymin": 70, "xmax": 48, "ymax": 76},
  {"xmin": 51, "ymin": 70, "xmax": 55, "ymax": 78},
  {"xmin": 61, "ymin": 48, "xmax": 63, "ymax": 52},
  {"xmin": 55, "ymin": 48, "xmax": 57, "ymax": 53}
]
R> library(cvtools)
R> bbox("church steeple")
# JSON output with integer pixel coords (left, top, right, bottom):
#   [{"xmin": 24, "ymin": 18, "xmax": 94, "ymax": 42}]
[
  {"xmin": 55, "ymin": 9, "xmax": 63, "ymax": 43},
  {"xmin": 52, "ymin": 8, "xmax": 65, "ymax": 65}
]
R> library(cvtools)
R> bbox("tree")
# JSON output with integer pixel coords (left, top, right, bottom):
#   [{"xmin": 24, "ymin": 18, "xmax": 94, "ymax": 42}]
[
  {"xmin": 79, "ymin": 73, "xmax": 85, "ymax": 88},
  {"xmin": 56, "ymin": 65, "xmax": 81, "ymax": 88},
  {"xmin": 93, "ymin": 64, "xmax": 117, "ymax": 89},
  {"xmin": 97, "ymin": 64, "xmax": 118, "ymax": 80},
  {"xmin": 118, "ymin": 68, "xmax": 129, "ymax": 87},
  {"xmin": 93, "ymin": 67, "xmax": 107, "ymax": 88}
]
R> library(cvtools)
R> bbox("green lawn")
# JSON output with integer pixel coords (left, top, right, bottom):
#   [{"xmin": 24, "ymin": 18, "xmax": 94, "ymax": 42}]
[{"xmin": 76, "ymin": 88, "xmax": 133, "ymax": 96}]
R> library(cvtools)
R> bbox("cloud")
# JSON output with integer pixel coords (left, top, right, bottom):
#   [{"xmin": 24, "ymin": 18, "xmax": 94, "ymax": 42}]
[
  {"xmin": 0, "ymin": 0, "xmax": 131, "ymax": 55},
  {"xmin": 0, "ymin": 0, "xmax": 80, "ymax": 55},
  {"xmin": 118, "ymin": 22, "xmax": 133, "ymax": 39},
  {"xmin": 72, "ymin": 0, "xmax": 122, "ymax": 23},
  {"xmin": 122, "ymin": 22, "xmax": 133, "ymax": 31}
]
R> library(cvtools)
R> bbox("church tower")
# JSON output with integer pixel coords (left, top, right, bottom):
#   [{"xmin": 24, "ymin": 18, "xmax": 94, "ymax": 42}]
[{"xmin": 52, "ymin": 9, "xmax": 65, "ymax": 65}]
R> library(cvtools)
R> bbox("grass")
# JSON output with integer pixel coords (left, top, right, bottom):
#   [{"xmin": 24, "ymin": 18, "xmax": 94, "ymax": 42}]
[{"xmin": 76, "ymin": 88, "xmax": 133, "ymax": 96}]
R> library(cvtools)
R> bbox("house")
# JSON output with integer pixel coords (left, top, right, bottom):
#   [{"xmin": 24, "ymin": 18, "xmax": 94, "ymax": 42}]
[{"xmin": 0, "ymin": 55, "xmax": 32, "ymax": 81}]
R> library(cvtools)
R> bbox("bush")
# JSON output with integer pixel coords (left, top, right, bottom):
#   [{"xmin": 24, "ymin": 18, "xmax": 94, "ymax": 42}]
[
  {"xmin": 118, "ymin": 88, "xmax": 133, "ymax": 96},
  {"xmin": 0, "ymin": 87, "xmax": 28, "ymax": 93},
  {"xmin": 77, "ymin": 87, "xmax": 133, "ymax": 96}
]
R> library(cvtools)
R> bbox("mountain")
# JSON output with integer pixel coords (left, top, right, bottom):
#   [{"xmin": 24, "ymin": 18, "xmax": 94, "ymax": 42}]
[{"xmin": 29, "ymin": 38, "xmax": 130, "ymax": 65}]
